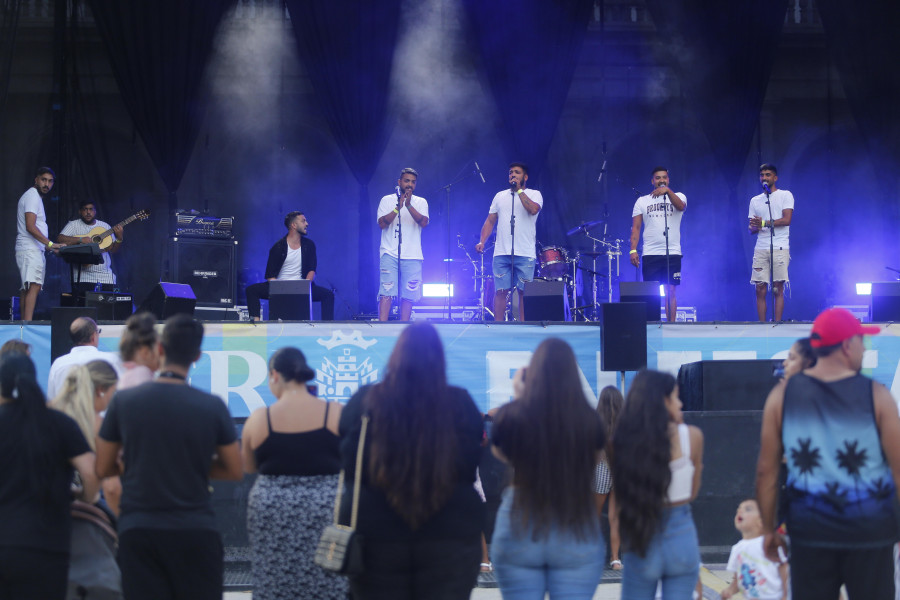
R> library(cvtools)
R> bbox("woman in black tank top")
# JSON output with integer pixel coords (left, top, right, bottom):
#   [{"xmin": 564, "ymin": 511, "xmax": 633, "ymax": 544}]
[{"xmin": 241, "ymin": 347, "xmax": 347, "ymax": 600}]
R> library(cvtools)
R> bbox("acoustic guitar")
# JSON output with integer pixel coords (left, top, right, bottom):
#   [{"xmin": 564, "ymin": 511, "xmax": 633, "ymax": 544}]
[{"xmin": 85, "ymin": 209, "xmax": 151, "ymax": 250}]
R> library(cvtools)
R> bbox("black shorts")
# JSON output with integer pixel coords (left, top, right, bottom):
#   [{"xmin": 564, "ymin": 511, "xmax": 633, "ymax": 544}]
[{"xmin": 642, "ymin": 254, "xmax": 682, "ymax": 286}]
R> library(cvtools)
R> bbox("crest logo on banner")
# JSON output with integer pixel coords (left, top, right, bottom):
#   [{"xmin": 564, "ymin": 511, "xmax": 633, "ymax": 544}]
[{"xmin": 315, "ymin": 330, "xmax": 379, "ymax": 402}]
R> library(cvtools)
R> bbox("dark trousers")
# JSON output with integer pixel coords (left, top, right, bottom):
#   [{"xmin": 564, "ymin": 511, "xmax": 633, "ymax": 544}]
[
  {"xmin": 349, "ymin": 537, "xmax": 481, "ymax": 600},
  {"xmin": 117, "ymin": 528, "xmax": 223, "ymax": 600},
  {"xmin": 790, "ymin": 543, "xmax": 895, "ymax": 600},
  {"xmin": 0, "ymin": 547, "xmax": 68, "ymax": 600},
  {"xmin": 245, "ymin": 281, "xmax": 335, "ymax": 320}
]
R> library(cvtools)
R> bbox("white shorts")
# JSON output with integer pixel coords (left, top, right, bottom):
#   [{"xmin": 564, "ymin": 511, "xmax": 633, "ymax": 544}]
[
  {"xmin": 15, "ymin": 249, "xmax": 45, "ymax": 289},
  {"xmin": 751, "ymin": 248, "xmax": 789, "ymax": 285}
]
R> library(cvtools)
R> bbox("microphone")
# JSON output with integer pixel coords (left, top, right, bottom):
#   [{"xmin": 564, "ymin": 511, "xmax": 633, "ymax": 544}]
[
  {"xmin": 658, "ymin": 181, "xmax": 668, "ymax": 199},
  {"xmin": 762, "ymin": 181, "xmax": 771, "ymax": 194},
  {"xmin": 474, "ymin": 161, "xmax": 486, "ymax": 183},
  {"xmin": 396, "ymin": 185, "xmax": 402, "ymax": 198}
]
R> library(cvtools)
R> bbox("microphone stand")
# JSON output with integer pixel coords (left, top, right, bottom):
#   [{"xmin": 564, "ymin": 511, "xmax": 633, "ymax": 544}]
[
  {"xmin": 436, "ymin": 163, "xmax": 482, "ymax": 320},
  {"xmin": 396, "ymin": 191, "xmax": 402, "ymax": 319},
  {"xmin": 509, "ymin": 189, "xmax": 516, "ymax": 322},
  {"xmin": 662, "ymin": 184, "xmax": 670, "ymax": 322},
  {"xmin": 765, "ymin": 186, "xmax": 775, "ymax": 322}
]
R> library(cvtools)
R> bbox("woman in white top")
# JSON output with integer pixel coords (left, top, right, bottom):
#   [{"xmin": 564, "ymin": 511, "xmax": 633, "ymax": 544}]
[{"xmin": 612, "ymin": 370, "xmax": 704, "ymax": 599}]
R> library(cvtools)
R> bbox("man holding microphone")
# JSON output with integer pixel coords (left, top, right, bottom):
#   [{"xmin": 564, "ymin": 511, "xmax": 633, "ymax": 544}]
[{"xmin": 629, "ymin": 166, "xmax": 687, "ymax": 322}]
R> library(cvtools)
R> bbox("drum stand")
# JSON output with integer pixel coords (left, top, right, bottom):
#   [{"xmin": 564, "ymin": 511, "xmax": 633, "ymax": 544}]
[
  {"xmin": 570, "ymin": 234, "xmax": 622, "ymax": 321},
  {"xmin": 458, "ymin": 236, "xmax": 493, "ymax": 321}
]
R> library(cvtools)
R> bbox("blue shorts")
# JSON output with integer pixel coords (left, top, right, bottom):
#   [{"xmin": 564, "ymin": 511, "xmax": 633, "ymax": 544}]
[
  {"xmin": 379, "ymin": 254, "xmax": 423, "ymax": 302},
  {"xmin": 493, "ymin": 255, "xmax": 535, "ymax": 292}
]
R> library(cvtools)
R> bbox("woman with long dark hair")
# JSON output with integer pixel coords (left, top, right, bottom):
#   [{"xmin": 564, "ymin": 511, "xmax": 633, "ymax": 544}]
[
  {"xmin": 0, "ymin": 352, "xmax": 99, "ymax": 599},
  {"xmin": 595, "ymin": 385, "xmax": 625, "ymax": 570},
  {"xmin": 490, "ymin": 338, "xmax": 606, "ymax": 599},
  {"xmin": 612, "ymin": 369, "xmax": 704, "ymax": 598},
  {"xmin": 243, "ymin": 346, "xmax": 347, "ymax": 600},
  {"xmin": 339, "ymin": 322, "xmax": 484, "ymax": 600}
]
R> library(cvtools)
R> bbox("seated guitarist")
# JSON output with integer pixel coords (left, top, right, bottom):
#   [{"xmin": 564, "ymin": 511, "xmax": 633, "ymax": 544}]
[{"xmin": 56, "ymin": 201, "xmax": 123, "ymax": 299}]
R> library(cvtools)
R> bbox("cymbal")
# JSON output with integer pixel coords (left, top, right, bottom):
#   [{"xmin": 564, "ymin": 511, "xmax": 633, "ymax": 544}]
[
  {"xmin": 566, "ymin": 219, "xmax": 605, "ymax": 236},
  {"xmin": 577, "ymin": 251, "xmax": 606, "ymax": 257}
]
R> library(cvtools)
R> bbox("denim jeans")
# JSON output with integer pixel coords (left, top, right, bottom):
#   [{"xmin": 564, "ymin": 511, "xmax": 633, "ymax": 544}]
[
  {"xmin": 621, "ymin": 504, "xmax": 699, "ymax": 600},
  {"xmin": 491, "ymin": 488, "xmax": 605, "ymax": 599}
]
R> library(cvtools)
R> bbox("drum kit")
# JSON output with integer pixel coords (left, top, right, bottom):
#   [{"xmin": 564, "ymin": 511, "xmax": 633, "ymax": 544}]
[{"xmin": 458, "ymin": 219, "xmax": 624, "ymax": 322}]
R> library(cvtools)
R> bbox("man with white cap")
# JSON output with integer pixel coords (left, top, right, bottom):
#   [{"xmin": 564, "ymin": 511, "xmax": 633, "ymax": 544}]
[{"xmin": 756, "ymin": 308, "xmax": 900, "ymax": 600}]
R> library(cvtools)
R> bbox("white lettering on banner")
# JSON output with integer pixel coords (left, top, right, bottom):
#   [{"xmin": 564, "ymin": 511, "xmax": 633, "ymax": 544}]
[
  {"xmin": 712, "ymin": 351, "xmax": 757, "ymax": 360},
  {"xmin": 656, "ymin": 351, "xmax": 702, "ymax": 376},
  {"xmin": 485, "ymin": 350, "xmax": 599, "ymax": 411},
  {"xmin": 205, "ymin": 351, "xmax": 268, "ymax": 412}
]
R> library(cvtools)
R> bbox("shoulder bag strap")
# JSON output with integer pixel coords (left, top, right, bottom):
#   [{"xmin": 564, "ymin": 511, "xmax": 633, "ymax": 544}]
[{"xmin": 331, "ymin": 414, "xmax": 369, "ymax": 528}]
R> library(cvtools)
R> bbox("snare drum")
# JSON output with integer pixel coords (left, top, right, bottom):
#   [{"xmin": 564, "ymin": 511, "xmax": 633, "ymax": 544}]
[{"xmin": 539, "ymin": 246, "xmax": 569, "ymax": 279}]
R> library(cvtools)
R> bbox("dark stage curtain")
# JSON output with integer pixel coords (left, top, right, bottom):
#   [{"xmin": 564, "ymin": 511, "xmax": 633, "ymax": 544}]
[
  {"xmin": 85, "ymin": 0, "xmax": 233, "ymax": 209},
  {"xmin": 461, "ymin": 0, "xmax": 594, "ymax": 187},
  {"xmin": 285, "ymin": 0, "xmax": 402, "ymax": 311},
  {"xmin": 817, "ymin": 1, "xmax": 900, "ymax": 198},
  {"xmin": 644, "ymin": 0, "xmax": 788, "ymax": 188}
]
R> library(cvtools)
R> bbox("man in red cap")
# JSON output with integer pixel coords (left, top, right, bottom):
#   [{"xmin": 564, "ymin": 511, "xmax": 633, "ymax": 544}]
[{"xmin": 756, "ymin": 308, "xmax": 900, "ymax": 599}]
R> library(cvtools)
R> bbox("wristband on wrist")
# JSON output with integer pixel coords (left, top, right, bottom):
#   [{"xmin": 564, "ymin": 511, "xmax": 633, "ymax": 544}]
[
  {"xmin": 761, "ymin": 219, "xmax": 767, "ymax": 227},
  {"xmin": 46, "ymin": 241, "xmax": 53, "ymax": 248},
  {"xmin": 517, "ymin": 189, "xmax": 525, "ymax": 195},
  {"xmin": 629, "ymin": 249, "xmax": 637, "ymax": 255},
  {"xmin": 393, "ymin": 208, "xmax": 399, "ymax": 214}
]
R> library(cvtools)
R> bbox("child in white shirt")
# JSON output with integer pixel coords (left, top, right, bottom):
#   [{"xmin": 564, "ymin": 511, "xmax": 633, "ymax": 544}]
[{"xmin": 722, "ymin": 499, "xmax": 789, "ymax": 600}]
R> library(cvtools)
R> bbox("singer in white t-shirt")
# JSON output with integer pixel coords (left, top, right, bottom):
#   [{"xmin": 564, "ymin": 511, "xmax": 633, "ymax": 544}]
[
  {"xmin": 630, "ymin": 166, "xmax": 687, "ymax": 322},
  {"xmin": 748, "ymin": 163, "xmax": 794, "ymax": 322},
  {"xmin": 475, "ymin": 162, "xmax": 543, "ymax": 322},
  {"xmin": 376, "ymin": 168, "xmax": 429, "ymax": 321}
]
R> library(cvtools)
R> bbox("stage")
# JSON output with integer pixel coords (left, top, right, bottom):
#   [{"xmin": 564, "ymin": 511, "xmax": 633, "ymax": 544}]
[{"xmin": 4, "ymin": 320, "xmax": 899, "ymax": 414}]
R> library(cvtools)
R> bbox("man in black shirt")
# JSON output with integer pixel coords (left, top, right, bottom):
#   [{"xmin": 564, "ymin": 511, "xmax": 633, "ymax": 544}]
[
  {"xmin": 97, "ymin": 315, "xmax": 242, "ymax": 600},
  {"xmin": 245, "ymin": 211, "xmax": 336, "ymax": 320}
]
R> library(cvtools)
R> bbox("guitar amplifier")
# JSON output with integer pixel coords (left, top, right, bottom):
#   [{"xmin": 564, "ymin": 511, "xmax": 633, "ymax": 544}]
[
  {"xmin": 173, "ymin": 213, "xmax": 234, "ymax": 239},
  {"xmin": 85, "ymin": 292, "xmax": 134, "ymax": 320},
  {"xmin": 168, "ymin": 238, "xmax": 237, "ymax": 306}
]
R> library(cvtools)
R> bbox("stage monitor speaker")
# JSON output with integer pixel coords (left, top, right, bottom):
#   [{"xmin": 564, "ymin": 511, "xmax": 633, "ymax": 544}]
[
  {"xmin": 871, "ymin": 282, "xmax": 900, "ymax": 321},
  {"xmin": 269, "ymin": 280, "xmax": 312, "ymax": 320},
  {"xmin": 168, "ymin": 238, "xmax": 237, "ymax": 306},
  {"xmin": 85, "ymin": 291, "xmax": 134, "ymax": 320},
  {"xmin": 600, "ymin": 302, "xmax": 647, "ymax": 372},
  {"xmin": 51, "ymin": 307, "xmax": 99, "ymax": 362},
  {"xmin": 677, "ymin": 360, "xmax": 781, "ymax": 411},
  {"xmin": 138, "ymin": 283, "xmax": 196, "ymax": 320},
  {"xmin": 523, "ymin": 280, "xmax": 568, "ymax": 321},
  {"xmin": 619, "ymin": 281, "xmax": 662, "ymax": 322}
]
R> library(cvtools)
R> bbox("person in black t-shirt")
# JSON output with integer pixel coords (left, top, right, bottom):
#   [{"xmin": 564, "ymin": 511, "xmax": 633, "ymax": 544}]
[
  {"xmin": 0, "ymin": 352, "xmax": 99, "ymax": 600},
  {"xmin": 97, "ymin": 315, "xmax": 242, "ymax": 600}
]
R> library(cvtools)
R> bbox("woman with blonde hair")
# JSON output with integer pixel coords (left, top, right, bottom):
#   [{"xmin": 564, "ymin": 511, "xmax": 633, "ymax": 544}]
[
  {"xmin": 117, "ymin": 312, "xmax": 159, "ymax": 390},
  {"xmin": 52, "ymin": 360, "xmax": 118, "ymax": 452}
]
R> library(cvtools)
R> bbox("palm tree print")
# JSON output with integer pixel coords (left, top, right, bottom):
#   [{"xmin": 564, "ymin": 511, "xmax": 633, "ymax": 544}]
[
  {"xmin": 836, "ymin": 439, "xmax": 869, "ymax": 512},
  {"xmin": 823, "ymin": 481, "xmax": 849, "ymax": 513},
  {"xmin": 867, "ymin": 477, "xmax": 894, "ymax": 503},
  {"xmin": 790, "ymin": 438, "xmax": 822, "ymax": 490}
]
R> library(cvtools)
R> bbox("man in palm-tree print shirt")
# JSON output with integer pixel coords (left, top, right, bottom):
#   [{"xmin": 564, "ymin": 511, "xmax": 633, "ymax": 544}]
[{"xmin": 756, "ymin": 308, "xmax": 900, "ymax": 600}]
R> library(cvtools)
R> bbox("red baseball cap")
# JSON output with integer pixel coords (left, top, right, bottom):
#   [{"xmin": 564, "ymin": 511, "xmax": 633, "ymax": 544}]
[{"xmin": 809, "ymin": 308, "xmax": 880, "ymax": 348}]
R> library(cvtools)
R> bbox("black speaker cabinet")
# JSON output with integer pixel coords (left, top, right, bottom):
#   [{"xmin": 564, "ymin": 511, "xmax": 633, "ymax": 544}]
[
  {"xmin": 85, "ymin": 291, "xmax": 134, "ymax": 320},
  {"xmin": 871, "ymin": 282, "xmax": 900, "ymax": 321},
  {"xmin": 168, "ymin": 238, "xmax": 237, "ymax": 306},
  {"xmin": 619, "ymin": 280, "xmax": 662, "ymax": 322},
  {"xmin": 138, "ymin": 282, "xmax": 196, "ymax": 319},
  {"xmin": 677, "ymin": 360, "xmax": 781, "ymax": 411},
  {"xmin": 523, "ymin": 280, "xmax": 568, "ymax": 321},
  {"xmin": 51, "ymin": 307, "xmax": 99, "ymax": 362},
  {"xmin": 600, "ymin": 302, "xmax": 647, "ymax": 372},
  {"xmin": 269, "ymin": 280, "xmax": 312, "ymax": 320}
]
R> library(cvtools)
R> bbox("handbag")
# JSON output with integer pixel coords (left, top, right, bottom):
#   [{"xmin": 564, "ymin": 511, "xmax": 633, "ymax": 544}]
[{"xmin": 315, "ymin": 415, "xmax": 368, "ymax": 575}]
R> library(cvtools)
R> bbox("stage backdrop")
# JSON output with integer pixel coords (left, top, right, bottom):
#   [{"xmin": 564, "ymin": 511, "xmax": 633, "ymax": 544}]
[{"xmin": 2, "ymin": 322, "xmax": 899, "ymax": 416}]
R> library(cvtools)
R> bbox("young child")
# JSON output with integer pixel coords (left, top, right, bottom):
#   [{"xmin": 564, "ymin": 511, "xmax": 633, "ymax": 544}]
[{"xmin": 721, "ymin": 499, "xmax": 789, "ymax": 600}]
